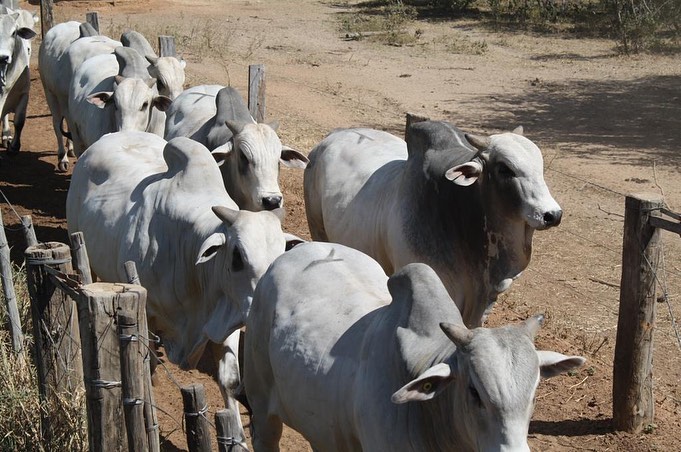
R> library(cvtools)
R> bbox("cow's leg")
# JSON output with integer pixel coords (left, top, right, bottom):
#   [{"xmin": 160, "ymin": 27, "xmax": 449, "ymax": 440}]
[
  {"xmin": 43, "ymin": 88, "xmax": 70, "ymax": 170},
  {"xmin": 1, "ymin": 114, "xmax": 11, "ymax": 149},
  {"xmin": 210, "ymin": 332, "xmax": 247, "ymax": 444},
  {"xmin": 251, "ymin": 413, "xmax": 283, "ymax": 452},
  {"xmin": 8, "ymin": 93, "xmax": 28, "ymax": 154}
]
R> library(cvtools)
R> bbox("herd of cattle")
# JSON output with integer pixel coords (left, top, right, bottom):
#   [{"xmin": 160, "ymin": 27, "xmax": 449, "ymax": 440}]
[{"xmin": 0, "ymin": 5, "xmax": 586, "ymax": 451}]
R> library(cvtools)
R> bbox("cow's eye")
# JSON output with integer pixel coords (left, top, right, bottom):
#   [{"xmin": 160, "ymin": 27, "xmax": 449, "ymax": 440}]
[
  {"xmin": 140, "ymin": 101, "xmax": 149, "ymax": 111},
  {"xmin": 232, "ymin": 248, "xmax": 244, "ymax": 272},
  {"xmin": 497, "ymin": 162, "xmax": 515, "ymax": 178},
  {"xmin": 469, "ymin": 385, "xmax": 482, "ymax": 406}
]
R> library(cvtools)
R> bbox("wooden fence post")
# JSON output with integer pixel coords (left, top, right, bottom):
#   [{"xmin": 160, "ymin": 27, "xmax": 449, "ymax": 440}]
[
  {"xmin": 215, "ymin": 409, "xmax": 248, "ymax": 452},
  {"xmin": 25, "ymin": 242, "xmax": 83, "ymax": 441},
  {"xmin": 124, "ymin": 260, "xmax": 160, "ymax": 452},
  {"xmin": 119, "ymin": 308, "xmax": 147, "ymax": 452},
  {"xmin": 86, "ymin": 12, "xmax": 100, "ymax": 33},
  {"xmin": 158, "ymin": 36, "xmax": 176, "ymax": 57},
  {"xmin": 182, "ymin": 383, "xmax": 212, "ymax": 452},
  {"xmin": 613, "ymin": 193, "xmax": 663, "ymax": 432},
  {"xmin": 40, "ymin": 0, "xmax": 54, "ymax": 38},
  {"xmin": 21, "ymin": 215, "xmax": 38, "ymax": 248},
  {"xmin": 0, "ymin": 209, "xmax": 23, "ymax": 355},
  {"xmin": 70, "ymin": 232, "xmax": 93, "ymax": 285},
  {"xmin": 248, "ymin": 64, "xmax": 266, "ymax": 123},
  {"xmin": 405, "ymin": 112, "xmax": 430, "ymax": 139},
  {"xmin": 76, "ymin": 282, "xmax": 145, "ymax": 452}
]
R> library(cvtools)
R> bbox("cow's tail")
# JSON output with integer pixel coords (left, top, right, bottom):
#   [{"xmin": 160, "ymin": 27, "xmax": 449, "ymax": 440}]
[{"xmin": 60, "ymin": 117, "xmax": 72, "ymax": 140}]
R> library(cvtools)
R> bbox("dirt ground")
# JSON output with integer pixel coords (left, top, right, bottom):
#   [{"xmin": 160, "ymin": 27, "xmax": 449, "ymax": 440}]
[{"xmin": 1, "ymin": 0, "xmax": 680, "ymax": 450}]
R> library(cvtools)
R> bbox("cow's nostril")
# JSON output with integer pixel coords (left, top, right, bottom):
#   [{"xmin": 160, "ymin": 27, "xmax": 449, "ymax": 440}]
[
  {"xmin": 543, "ymin": 210, "xmax": 562, "ymax": 227},
  {"xmin": 262, "ymin": 196, "xmax": 283, "ymax": 211}
]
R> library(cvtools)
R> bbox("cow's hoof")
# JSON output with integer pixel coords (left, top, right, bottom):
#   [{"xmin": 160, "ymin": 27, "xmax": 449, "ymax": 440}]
[{"xmin": 57, "ymin": 161, "xmax": 69, "ymax": 172}]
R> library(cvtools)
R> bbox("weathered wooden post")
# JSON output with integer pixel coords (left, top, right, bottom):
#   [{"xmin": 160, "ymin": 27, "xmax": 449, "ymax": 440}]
[
  {"xmin": 124, "ymin": 260, "xmax": 160, "ymax": 452},
  {"xmin": 70, "ymin": 232, "xmax": 93, "ymax": 285},
  {"xmin": 39, "ymin": 0, "xmax": 54, "ymax": 38},
  {"xmin": 119, "ymin": 308, "xmax": 147, "ymax": 452},
  {"xmin": 248, "ymin": 64, "xmax": 266, "ymax": 123},
  {"xmin": 76, "ymin": 282, "xmax": 145, "ymax": 452},
  {"xmin": 0, "ymin": 209, "xmax": 23, "ymax": 355},
  {"xmin": 613, "ymin": 193, "xmax": 663, "ymax": 432},
  {"xmin": 158, "ymin": 36, "xmax": 176, "ymax": 57},
  {"xmin": 215, "ymin": 409, "xmax": 248, "ymax": 452},
  {"xmin": 405, "ymin": 112, "xmax": 430, "ymax": 139},
  {"xmin": 86, "ymin": 12, "xmax": 100, "ymax": 33},
  {"xmin": 181, "ymin": 383, "xmax": 212, "ymax": 452},
  {"xmin": 21, "ymin": 215, "xmax": 38, "ymax": 248},
  {"xmin": 25, "ymin": 242, "xmax": 83, "ymax": 441}
]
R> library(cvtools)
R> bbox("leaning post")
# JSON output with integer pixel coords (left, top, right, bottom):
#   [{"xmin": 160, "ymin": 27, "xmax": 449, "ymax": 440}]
[
  {"xmin": 248, "ymin": 64, "xmax": 266, "ymax": 123},
  {"xmin": 0, "ymin": 208, "xmax": 23, "ymax": 355},
  {"xmin": 613, "ymin": 193, "xmax": 663, "ymax": 432}
]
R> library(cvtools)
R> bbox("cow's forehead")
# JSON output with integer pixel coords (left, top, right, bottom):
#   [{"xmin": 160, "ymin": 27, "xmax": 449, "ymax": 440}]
[
  {"xmin": 467, "ymin": 327, "xmax": 539, "ymax": 406},
  {"xmin": 237, "ymin": 124, "xmax": 282, "ymax": 158},
  {"xmin": 0, "ymin": 15, "xmax": 18, "ymax": 36},
  {"xmin": 488, "ymin": 132, "xmax": 544, "ymax": 173},
  {"xmin": 115, "ymin": 78, "xmax": 154, "ymax": 103},
  {"xmin": 231, "ymin": 210, "xmax": 285, "ymax": 252}
]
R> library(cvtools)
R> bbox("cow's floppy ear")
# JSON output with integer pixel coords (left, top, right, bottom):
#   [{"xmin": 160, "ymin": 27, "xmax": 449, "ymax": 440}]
[
  {"xmin": 211, "ymin": 142, "xmax": 234, "ymax": 166},
  {"xmin": 280, "ymin": 146, "xmax": 309, "ymax": 169},
  {"xmin": 445, "ymin": 161, "xmax": 483, "ymax": 186},
  {"xmin": 153, "ymin": 95, "xmax": 172, "ymax": 112},
  {"xmin": 537, "ymin": 351, "xmax": 586, "ymax": 379},
  {"xmin": 17, "ymin": 27, "xmax": 37, "ymax": 40},
  {"xmin": 391, "ymin": 363, "xmax": 454, "ymax": 404},
  {"xmin": 284, "ymin": 233, "xmax": 306, "ymax": 251},
  {"xmin": 87, "ymin": 92, "xmax": 114, "ymax": 108},
  {"xmin": 196, "ymin": 232, "xmax": 226, "ymax": 264}
]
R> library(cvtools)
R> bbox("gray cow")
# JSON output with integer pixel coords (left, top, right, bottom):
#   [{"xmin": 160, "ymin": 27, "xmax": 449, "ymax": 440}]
[
  {"xmin": 244, "ymin": 242, "xmax": 585, "ymax": 451},
  {"xmin": 165, "ymin": 84, "xmax": 308, "ymax": 211},
  {"xmin": 304, "ymin": 121, "xmax": 562, "ymax": 327}
]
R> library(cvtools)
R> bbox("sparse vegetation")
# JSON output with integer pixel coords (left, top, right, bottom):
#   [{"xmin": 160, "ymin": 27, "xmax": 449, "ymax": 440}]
[{"xmin": 0, "ymin": 264, "xmax": 87, "ymax": 451}]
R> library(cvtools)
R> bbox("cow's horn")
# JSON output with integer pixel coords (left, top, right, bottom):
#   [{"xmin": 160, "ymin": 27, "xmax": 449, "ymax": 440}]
[
  {"xmin": 212, "ymin": 206, "xmax": 240, "ymax": 225},
  {"xmin": 146, "ymin": 55, "xmax": 159, "ymax": 65},
  {"xmin": 523, "ymin": 313, "xmax": 545, "ymax": 339},
  {"xmin": 464, "ymin": 133, "xmax": 491, "ymax": 152},
  {"xmin": 440, "ymin": 322, "xmax": 473, "ymax": 348},
  {"xmin": 512, "ymin": 125, "xmax": 524, "ymax": 135},
  {"xmin": 225, "ymin": 120, "xmax": 248, "ymax": 136},
  {"xmin": 146, "ymin": 77, "xmax": 157, "ymax": 89},
  {"xmin": 114, "ymin": 75, "xmax": 125, "ymax": 86}
]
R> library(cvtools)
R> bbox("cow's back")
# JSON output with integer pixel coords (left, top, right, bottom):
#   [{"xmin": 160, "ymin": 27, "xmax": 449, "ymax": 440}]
[
  {"xmin": 164, "ymin": 84, "xmax": 222, "ymax": 143},
  {"xmin": 245, "ymin": 242, "xmax": 389, "ymax": 451},
  {"xmin": 304, "ymin": 128, "xmax": 407, "ymax": 269},
  {"xmin": 66, "ymin": 131, "xmax": 168, "ymax": 282}
]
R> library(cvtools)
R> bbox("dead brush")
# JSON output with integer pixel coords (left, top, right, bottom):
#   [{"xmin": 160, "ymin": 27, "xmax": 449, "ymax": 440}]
[{"xmin": 0, "ymin": 264, "xmax": 87, "ymax": 451}]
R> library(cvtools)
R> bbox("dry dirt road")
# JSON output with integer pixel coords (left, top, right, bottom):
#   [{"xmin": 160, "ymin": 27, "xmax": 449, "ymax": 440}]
[{"xmin": 1, "ymin": 0, "xmax": 680, "ymax": 450}]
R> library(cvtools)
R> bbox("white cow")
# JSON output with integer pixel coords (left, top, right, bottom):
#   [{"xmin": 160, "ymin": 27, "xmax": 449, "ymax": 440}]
[
  {"xmin": 0, "ymin": 12, "xmax": 35, "ymax": 155},
  {"xmin": 244, "ymin": 242, "xmax": 586, "ymax": 452},
  {"xmin": 67, "ymin": 50, "xmax": 171, "ymax": 156},
  {"xmin": 67, "ymin": 131, "xmax": 300, "ymax": 444},
  {"xmin": 39, "ymin": 25, "xmax": 120, "ymax": 170},
  {"xmin": 304, "ymin": 121, "xmax": 562, "ymax": 327},
  {"xmin": 165, "ymin": 85, "xmax": 308, "ymax": 211},
  {"xmin": 120, "ymin": 30, "xmax": 186, "ymax": 100}
]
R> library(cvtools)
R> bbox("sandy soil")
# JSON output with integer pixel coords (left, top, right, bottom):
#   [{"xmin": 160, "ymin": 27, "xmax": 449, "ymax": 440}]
[{"xmin": 1, "ymin": 0, "xmax": 680, "ymax": 450}]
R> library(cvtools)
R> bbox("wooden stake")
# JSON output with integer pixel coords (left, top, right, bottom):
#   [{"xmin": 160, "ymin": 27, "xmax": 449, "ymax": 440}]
[
  {"xmin": 181, "ymin": 384, "xmax": 212, "ymax": 452},
  {"xmin": 40, "ymin": 0, "xmax": 55, "ymax": 38},
  {"xmin": 21, "ymin": 215, "xmax": 38, "ymax": 248},
  {"xmin": 158, "ymin": 36, "xmax": 176, "ymax": 57},
  {"xmin": 70, "ymin": 232, "xmax": 93, "ymax": 285},
  {"xmin": 25, "ymin": 242, "xmax": 83, "ymax": 442},
  {"xmin": 248, "ymin": 64, "xmax": 266, "ymax": 123},
  {"xmin": 613, "ymin": 193, "xmax": 663, "ymax": 432},
  {"xmin": 215, "ymin": 409, "xmax": 248, "ymax": 452},
  {"xmin": 119, "ymin": 309, "xmax": 147, "ymax": 452}
]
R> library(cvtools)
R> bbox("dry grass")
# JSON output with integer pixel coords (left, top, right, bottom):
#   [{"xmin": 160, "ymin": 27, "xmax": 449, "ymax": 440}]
[{"xmin": 0, "ymin": 264, "xmax": 87, "ymax": 451}]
